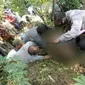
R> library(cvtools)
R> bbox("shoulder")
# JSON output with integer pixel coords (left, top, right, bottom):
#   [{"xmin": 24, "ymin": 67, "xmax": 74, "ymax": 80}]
[
  {"xmin": 25, "ymin": 41, "xmax": 36, "ymax": 46},
  {"xmin": 28, "ymin": 26, "xmax": 37, "ymax": 32},
  {"xmin": 8, "ymin": 49, "xmax": 16, "ymax": 55},
  {"xmin": 7, "ymin": 49, "xmax": 16, "ymax": 59},
  {"xmin": 21, "ymin": 41, "xmax": 36, "ymax": 50}
]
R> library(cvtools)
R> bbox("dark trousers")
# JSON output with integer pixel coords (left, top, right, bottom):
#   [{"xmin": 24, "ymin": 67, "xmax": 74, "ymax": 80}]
[
  {"xmin": 0, "ymin": 48, "xmax": 6, "ymax": 56},
  {"xmin": 76, "ymin": 35, "xmax": 85, "ymax": 51}
]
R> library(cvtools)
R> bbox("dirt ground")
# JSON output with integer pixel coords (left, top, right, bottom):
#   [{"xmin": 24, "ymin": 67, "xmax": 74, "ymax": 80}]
[
  {"xmin": 2, "ymin": 23, "xmax": 85, "ymax": 85},
  {"xmin": 27, "ymin": 60, "xmax": 76, "ymax": 85}
]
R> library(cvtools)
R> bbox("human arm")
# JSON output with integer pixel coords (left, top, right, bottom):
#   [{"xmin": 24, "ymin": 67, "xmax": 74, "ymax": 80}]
[
  {"xmin": 59, "ymin": 19, "xmax": 82, "ymax": 42},
  {"xmin": 43, "ymin": 55, "xmax": 51, "ymax": 60},
  {"xmin": 50, "ymin": 18, "xmax": 82, "ymax": 44},
  {"xmin": 30, "ymin": 55, "xmax": 51, "ymax": 62}
]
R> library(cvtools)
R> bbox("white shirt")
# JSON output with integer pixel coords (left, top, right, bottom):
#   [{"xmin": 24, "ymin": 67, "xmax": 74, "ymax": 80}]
[
  {"xmin": 9, "ymin": 41, "xmax": 44, "ymax": 63},
  {"xmin": 7, "ymin": 49, "xmax": 17, "ymax": 60},
  {"xmin": 59, "ymin": 10, "xmax": 85, "ymax": 42}
]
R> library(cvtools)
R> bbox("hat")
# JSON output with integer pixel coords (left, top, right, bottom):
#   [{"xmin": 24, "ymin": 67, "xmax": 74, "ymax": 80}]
[{"xmin": 13, "ymin": 39, "xmax": 23, "ymax": 47}]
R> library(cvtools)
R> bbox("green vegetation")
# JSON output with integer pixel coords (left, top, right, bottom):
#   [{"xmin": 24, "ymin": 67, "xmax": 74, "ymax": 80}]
[
  {"xmin": 74, "ymin": 75, "xmax": 85, "ymax": 85},
  {"xmin": 62, "ymin": 0, "xmax": 81, "ymax": 11},
  {"xmin": 0, "ymin": 0, "xmax": 85, "ymax": 85},
  {"xmin": 0, "ymin": 56, "xmax": 30, "ymax": 85},
  {"xmin": 28, "ymin": 60, "xmax": 76, "ymax": 85}
]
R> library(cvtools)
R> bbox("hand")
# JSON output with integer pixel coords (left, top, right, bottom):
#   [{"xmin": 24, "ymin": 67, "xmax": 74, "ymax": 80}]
[
  {"xmin": 44, "ymin": 55, "xmax": 51, "ymax": 60},
  {"xmin": 47, "ymin": 39, "xmax": 59, "ymax": 44},
  {"xmin": 53, "ymin": 39, "xmax": 60, "ymax": 44}
]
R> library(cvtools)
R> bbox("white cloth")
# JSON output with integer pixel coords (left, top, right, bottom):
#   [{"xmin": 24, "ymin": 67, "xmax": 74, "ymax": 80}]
[
  {"xmin": 7, "ymin": 49, "xmax": 17, "ymax": 60},
  {"xmin": 28, "ymin": 5, "xmax": 34, "ymax": 15},
  {"xmin": 15, "ymin": 12, "xmax": 22, "ymax": 23},
  {"xmin": 9, "ymin": 41, "xmax": 44, "ymax": 63},
  {"xmin": 5, "ymin": 8, "xmax": 15, "ymax": 18},
  {"xmin": 5, "ymin": 8, "xmax": 12, "ymax": 15},
  {"xmin": 59, "ymin": 10, "xmax": 85, "ymax": 42}
]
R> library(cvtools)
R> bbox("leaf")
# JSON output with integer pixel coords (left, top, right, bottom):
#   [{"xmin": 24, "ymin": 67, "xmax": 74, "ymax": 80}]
[
  {"xmin": 41, "ymin": 0, "xmax": 47, "ymax": 4},
  {"xmin": 74, "ymin": 83, "xmax": 85, "ymax": 85},
  {"xmin": 0, "ymin": 82, "xmax": 2, "ymax": 85},
  {"xmin": 80, "ymin": 75, "xmax": 85, "ymax": 83},
  {"xmin": 73, "ymin": 78, "xmax": 85, "ymax": 84}
]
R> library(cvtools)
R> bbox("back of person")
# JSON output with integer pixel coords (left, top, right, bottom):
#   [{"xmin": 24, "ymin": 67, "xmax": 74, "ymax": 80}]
[
  {"xmin": 21, "ymin": 23, "xmax": 52, "ymax": 48},
  {"xmin": 7, "ymin": 49, "xmax": 16, "ymax": 59},
  {"xmin": 65, "ymin": 10, "xmax": 85, "ymax": 27},
  {"xmin": 23, "ymin": 26, "xmax": 38, "ymax": 42},
  {"xmin": 24, "ymin": 27, "xmax": 42, "ymax": 40},
  {"xmin": 66, "ymin": 10, "xmax": 85, "ymax": 18},
  {"xmin": 22, "ymin": 26, "xmax": 46, "ymax": 48}
]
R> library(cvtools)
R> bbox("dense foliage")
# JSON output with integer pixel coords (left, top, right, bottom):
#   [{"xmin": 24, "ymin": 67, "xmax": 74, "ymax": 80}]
[
  {"xmin": 0, "ymin": 56, "xmax": 30, "ymax": 85},
  {"xmin": 62, "ymin": 0, "xmax": 82, "ymax": 11}
]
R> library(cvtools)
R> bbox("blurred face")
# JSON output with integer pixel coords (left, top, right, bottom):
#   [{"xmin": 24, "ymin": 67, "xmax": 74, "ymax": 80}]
[
  {"xmin": 55, "ymin": 17, "xmax": 66, "ymax": 25},
  {"xmin": 28, "ymin": 46, "xmax": 40, "ymax": 55},
  {"xmin": 16, "ymin": 43, "xmax": 23, "ymax": 51},
  {"xmin": 55, "ymin": 20, "xmax": 62, "ymax": 25}
]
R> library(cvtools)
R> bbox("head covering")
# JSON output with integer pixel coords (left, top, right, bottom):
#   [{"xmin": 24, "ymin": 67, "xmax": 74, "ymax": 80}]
[
  {"xmin": 13, "ymin": 39, "xmax": 23, "ymax": 47},
  {"xmin": 37, "ymin": 23, "xmax": 49, "ymax": 35}
]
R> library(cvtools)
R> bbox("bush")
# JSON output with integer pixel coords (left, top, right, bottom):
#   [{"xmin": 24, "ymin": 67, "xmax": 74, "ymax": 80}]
[
  {"xmin": 0, "ymin": 56, "xmax": 31, "ymax": 85},
  {"xmin": 62, "ymin": 0, "xmax": 81, "ymax": 11}
]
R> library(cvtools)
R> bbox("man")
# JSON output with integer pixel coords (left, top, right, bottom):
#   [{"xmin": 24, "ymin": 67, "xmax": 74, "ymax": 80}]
[
  {"xmin": 7, "ymin": 41, "xmax": 50, "ymax": 63},
  {"xmin": 52, "ymin": 10, "xmax": 85, "ymax": 49},
  {"xmin": 7, "ymin": 39, "xmax": 24, "ymax": 59},
  {"xmin": 21, "ymin": 23, "xmax": 52, "ymax": 48}
]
